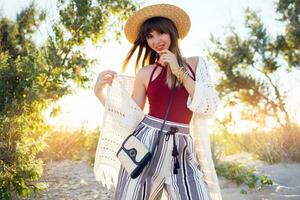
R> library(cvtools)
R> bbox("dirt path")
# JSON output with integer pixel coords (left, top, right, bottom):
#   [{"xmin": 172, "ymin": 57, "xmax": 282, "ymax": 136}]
[
  {"xmin": 29, "ymin": 158, "xmax": 300, "ymax": 200},
  {"xmin": 29, "ymin": 160, "xmax": 113, "ymax": 200}
]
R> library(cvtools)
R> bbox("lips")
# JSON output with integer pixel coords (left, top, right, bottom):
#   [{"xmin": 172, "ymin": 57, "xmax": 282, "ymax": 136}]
[{"xmin": 155, "ymin": 44, "xmax": 165, "ymax": 51}]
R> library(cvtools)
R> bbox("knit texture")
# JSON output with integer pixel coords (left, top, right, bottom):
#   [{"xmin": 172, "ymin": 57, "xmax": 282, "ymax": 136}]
[{"xmin": 93, "ymin": 57, "xmax": 222, "ymax": 200}]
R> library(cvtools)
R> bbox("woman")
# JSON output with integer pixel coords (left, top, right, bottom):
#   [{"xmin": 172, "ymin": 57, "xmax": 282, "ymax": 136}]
[{"xmin": 94, "ymin": 4, "xmax": 222, "ymax": 200}]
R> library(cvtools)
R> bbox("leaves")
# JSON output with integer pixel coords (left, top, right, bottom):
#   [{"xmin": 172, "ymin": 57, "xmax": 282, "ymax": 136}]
[
  {"xmin": 276, "ymin": 0, "xmax": 300, "ymax": 67},
  {"xmin": 0, "ymin": 0, "xmax": 138, "ymax": 198},
  {"xmin": 261, "ymin": 175, "xmax": 273, "ymax": 186},
  {"xmin": 216, "ymin": 161, "xmax": 273, "ymax": 194},
  {"xmin": 209, "ymin": 0, "xmax": 296, "ymax": 129},
  {"xmin": 215, "ymin": 161, "xmax": 265, "ymax": 189}
]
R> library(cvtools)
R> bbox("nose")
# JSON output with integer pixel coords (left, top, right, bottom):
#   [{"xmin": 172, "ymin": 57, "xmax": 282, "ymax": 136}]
[{"xmin": 152, "ymin": 35, "xmax": 161, "ymax": 44}]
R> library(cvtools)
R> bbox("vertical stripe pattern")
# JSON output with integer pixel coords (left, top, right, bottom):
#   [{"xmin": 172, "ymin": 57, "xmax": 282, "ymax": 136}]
[{"xmin": 114, "ymin": 115, "xmax": 211, "ymax": 200}]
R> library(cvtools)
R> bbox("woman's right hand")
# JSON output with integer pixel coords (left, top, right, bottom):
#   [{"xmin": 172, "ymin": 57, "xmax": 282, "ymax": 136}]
[{"xmin": 94, "ymin": 70, "xmax": 117, "ymax": 105}]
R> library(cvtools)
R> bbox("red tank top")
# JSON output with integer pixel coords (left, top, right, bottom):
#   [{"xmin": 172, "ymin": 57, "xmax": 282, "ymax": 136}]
[{"xmin": 147, "ymin": 63, "xmax": 196, "ymax": 124}]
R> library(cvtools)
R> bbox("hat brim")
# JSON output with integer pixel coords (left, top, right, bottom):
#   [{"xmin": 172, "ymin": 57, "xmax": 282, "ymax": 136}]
[{"xmin": 124, "ymin": 4, "xmax": 191, "ymax": 43}]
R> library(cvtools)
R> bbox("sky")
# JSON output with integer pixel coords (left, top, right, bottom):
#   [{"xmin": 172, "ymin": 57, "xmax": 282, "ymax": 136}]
[{"xmin": 1, "ymin": 0, "xmax": 300, "ymax": 131}]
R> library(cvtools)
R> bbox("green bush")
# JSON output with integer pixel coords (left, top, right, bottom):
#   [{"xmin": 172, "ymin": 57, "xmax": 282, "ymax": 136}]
[
  {"xmin": 216, "ymin": 161, "xmax": 272, "ymax": 190},
  {"xmin": 0, "ymin": 110, "xmax": 48, "ymax": 199},
  {"xmin": 0, "ymin": 1, "xmax": 137, "ymax": 199}
]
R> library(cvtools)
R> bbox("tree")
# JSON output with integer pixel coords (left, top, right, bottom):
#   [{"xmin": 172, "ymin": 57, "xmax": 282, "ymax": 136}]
[
  {"xmin": 276, "ymin": 0, "xmax": 300, "ymax": 67},
  {"xmin": 209, "ymin": 0, "xmax": 299, "ymax": 131},
  {"xmin": 0, "ymin": 1, "xmax": 138, "ymax": 199}
]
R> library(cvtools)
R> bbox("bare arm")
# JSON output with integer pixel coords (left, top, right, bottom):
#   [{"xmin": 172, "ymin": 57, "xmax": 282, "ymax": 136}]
[{"xmin": 180, "ymin": 56, "xmax": 199, "ymax": 96}]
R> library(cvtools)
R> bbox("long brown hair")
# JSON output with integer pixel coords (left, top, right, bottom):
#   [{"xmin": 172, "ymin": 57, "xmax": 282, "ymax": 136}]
[{"xmin": 122, "ymin": 17, "xmax": 188, "ymax": 88}]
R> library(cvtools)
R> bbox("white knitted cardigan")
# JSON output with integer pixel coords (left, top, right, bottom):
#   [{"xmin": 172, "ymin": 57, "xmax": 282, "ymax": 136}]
[{"xmin": 94, "ymin": 57, "xmax": 222, "ymax": 200}]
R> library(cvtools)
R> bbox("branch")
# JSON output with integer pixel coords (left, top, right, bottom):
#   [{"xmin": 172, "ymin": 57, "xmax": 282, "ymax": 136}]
[
  {"xmin": 250, "ymin": 64, "xmax": 285, "ymax": 107},
  {"xmin": 251, "ymin": 64, "xmax": 291, "ymax": 126}
]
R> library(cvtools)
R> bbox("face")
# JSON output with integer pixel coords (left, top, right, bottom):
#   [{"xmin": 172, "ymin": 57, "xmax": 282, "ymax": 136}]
[{"xmin": 146, "ymin": 30, "xmax": 171, "ymax": 53}]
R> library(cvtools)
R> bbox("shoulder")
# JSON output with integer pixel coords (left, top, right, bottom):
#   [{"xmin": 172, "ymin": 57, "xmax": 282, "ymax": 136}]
[
  {"xmin": 186, "ymin": 56, "xmax": 200, "ymax": 73},
  {"xmin": 186, "ymin": 56, "xmax": 210, "ymax": 71},
  {"xmin": 136, "ymin": 64, "xmax": 155, "ymax": 79},
  {"xmin": 135, "ymin": 64, "xmax": 156, "ymax": 85}
]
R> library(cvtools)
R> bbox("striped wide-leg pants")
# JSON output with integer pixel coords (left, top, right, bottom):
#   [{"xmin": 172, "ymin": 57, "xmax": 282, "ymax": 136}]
[{"xmin": 115, "ymin": 115, "xmax": 211, "ymax": 200}]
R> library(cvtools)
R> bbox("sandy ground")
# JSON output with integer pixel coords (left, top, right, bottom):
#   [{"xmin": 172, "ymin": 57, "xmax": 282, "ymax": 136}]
[
  {"xmin": 220, "ymin": 153, "xmax": 300, "ymax": 200},
  {"xmin": 29, "ymin": 154, "xmax": 300, "ymax": 200},
  {"xmin": 29, "ymin": 160, "xmax": 113, "ymax": 200}
]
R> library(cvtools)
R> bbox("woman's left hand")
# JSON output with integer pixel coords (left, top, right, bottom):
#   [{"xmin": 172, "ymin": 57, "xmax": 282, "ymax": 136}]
[{"xmin": 158, "ymin": 49, "xmax": 180, "ymax": 75}]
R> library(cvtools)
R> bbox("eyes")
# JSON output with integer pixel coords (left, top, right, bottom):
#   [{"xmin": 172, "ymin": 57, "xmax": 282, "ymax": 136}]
[
  {"xmin": 146, "ymin": 34, "xmax": 153, "ymax": 39},
  {"xmin": 146, "ymin": 31, "xmax": 166, "ymax": 39}
]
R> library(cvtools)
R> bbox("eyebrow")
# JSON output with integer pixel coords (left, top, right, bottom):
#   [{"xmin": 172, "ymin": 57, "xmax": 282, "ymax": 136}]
[{"xmin": 148, "ymin": 30, "xmax": 159, "ymax": 35}]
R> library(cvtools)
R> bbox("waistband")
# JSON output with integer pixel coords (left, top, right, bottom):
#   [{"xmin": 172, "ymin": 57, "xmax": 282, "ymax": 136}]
[
  {"xmin": 141, "ymin": 115, "xmax": 190, "ymax": 135},
  {"xmin": 142, "ymin": 115, "xmax": 187, "ymax": 174}
]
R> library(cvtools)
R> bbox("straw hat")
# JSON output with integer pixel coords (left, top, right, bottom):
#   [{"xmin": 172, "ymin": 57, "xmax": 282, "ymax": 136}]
[{"xmin": 124, "ymin": 4, "xmax": 191, "ymax": 43}]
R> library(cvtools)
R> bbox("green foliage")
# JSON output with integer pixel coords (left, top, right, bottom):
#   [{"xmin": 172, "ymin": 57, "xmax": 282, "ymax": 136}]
[
  {"xmin": 57, "ymin": 0, "xmax": 138, "ymax": 44},
  {"xmin": 0, "ymin": 0, "xmax": 138, "ymax": 199},
  {"xmin": 0, "ymin": 107, "xmax": 48, "ymax": 199},
  {"xmin": 276, "ymin": 0, "xmax": 300, "ymax": 67},
  {"xmin": 240, "ymin": 188, "xmax": 247, "ymax": 194},
  {"xmin": 261, "ymin": 175, "xmax": 273, "ymax": 186},
  {"xmin": 0, "ymin": 4, "xmax": 50, "ymax": 198},
  {"xmin": 216, "ymin": 161, "xmax": 272, "ymax": 191},
  {"xmin": 209, "ymin": 0, "xmax": 299, "ymax": 129}
]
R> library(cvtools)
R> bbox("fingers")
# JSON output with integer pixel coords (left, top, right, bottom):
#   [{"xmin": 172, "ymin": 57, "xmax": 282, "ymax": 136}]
[
  {"xmin": 99, "ymin": 70, "xmax": 117, "ymax": 78},
  {"xmin": 98, "ymin": 70, "xmax": 116, "ymax": 79},
  {"xmin": 160, "ymin": 57, "xmax": 169, "ymax": 66},
  {"xmin": 159, "ymin": 50, "xmax": 174, "ymax": 60},
  {"xmin": 160, "ymin": 54, "xmax": 172, "ymax": 60},
  {"xmin": 95, "ymin": 70, "xmax": 117, "ymax": 89},
  {"xmin": 159, "ymin": 54, "xmax": 173, "ymax": 65},
  {"xmin": 158, "ymin": 49, "xmax": 171, "ymax": 54},
  {"xmin": 99, "ymin": 78, "xmax": 114, "ymax": 86},
  {"xmin": 158, "ymin": 52, "xmax": 180, "ymax": 74}
]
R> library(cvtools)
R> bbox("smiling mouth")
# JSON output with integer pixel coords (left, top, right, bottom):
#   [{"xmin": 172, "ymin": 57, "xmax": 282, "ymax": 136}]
[{"xmin": 156, "ymin": 45, "xmax": 165, "ymax": 51}]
